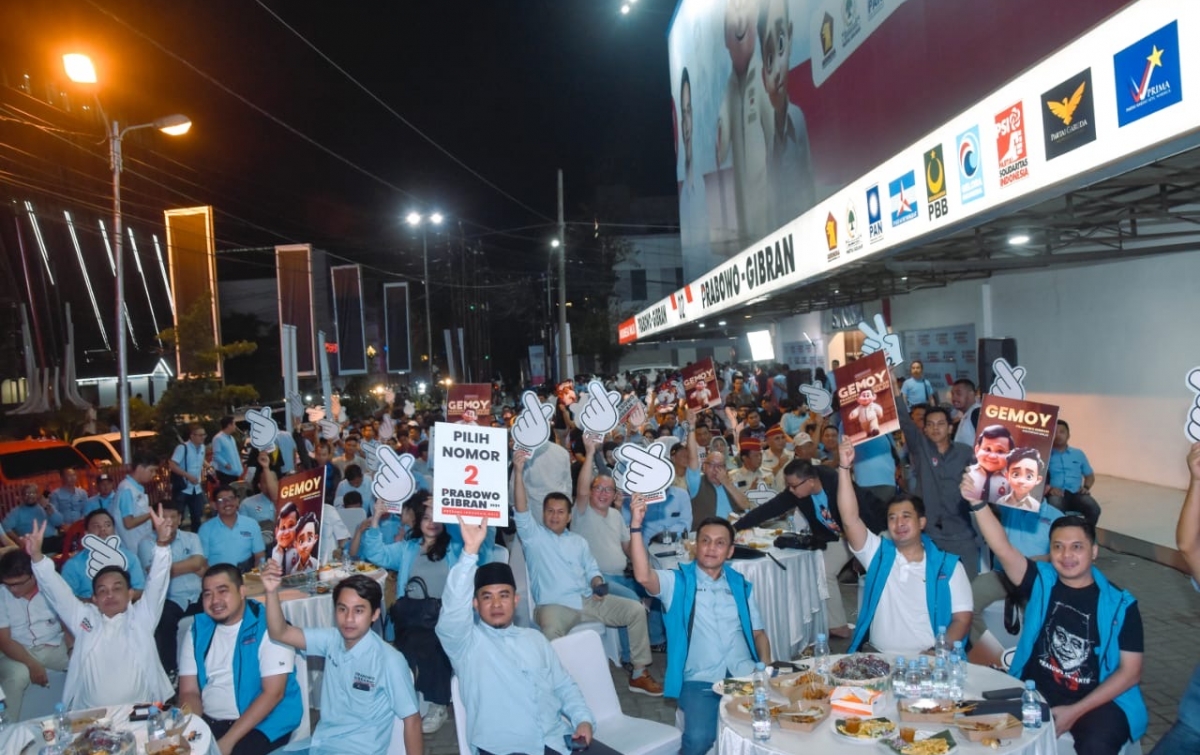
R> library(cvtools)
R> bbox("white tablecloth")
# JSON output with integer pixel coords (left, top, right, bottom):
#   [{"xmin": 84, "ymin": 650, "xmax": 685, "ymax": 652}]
[
  {"xmin": 717, "ymin": 658, "xmax": 1057, "ymax": 755},
  {"xmin": 244, "ymin": 567, "xmax": 388, "ymax": 629},
  {"xmin": 1, "ymin": 703, "xmax": 216, "ymax": 755},
  {"xmin": 653, "ymin": 548, "xmax": 828, "ymax": 660}
]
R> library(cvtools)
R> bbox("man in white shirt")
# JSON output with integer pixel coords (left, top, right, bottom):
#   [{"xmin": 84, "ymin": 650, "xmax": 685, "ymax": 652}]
[
  {"xmin": 179, "ymin": 564, "xmax": 301, "ymax": 755},
  {"xmin": 0, "ymin": 549, "xmax": 70, "ymax": 719},
  {"xmin": 25, "ymin": 506, "xmax": 176, "ymax": 709},
  {"xmin": 833, "ymin": 437, "xmax": 972, "ymax": 655}
]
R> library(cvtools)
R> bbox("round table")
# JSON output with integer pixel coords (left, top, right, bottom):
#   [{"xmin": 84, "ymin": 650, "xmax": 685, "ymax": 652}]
[
  {"xmin": 717, "ymin": 658, "xmax": 1058, "ymax": 755},
  {"xmin": 652, "ymin": 546, "xmax": 828, "ymax": 659},
  {"xmin": 243, "ymin": 566, "xmax": 388, "ymax": 628},
  {"xmin": 2, "ymin": 704, "xmax": 217, "ymax": 754}
]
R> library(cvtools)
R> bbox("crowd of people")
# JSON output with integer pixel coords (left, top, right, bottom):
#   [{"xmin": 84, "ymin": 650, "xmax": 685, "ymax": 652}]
[{"xmin": 0, "ymin": 358, "xmax": 1194, "ymax": 755}]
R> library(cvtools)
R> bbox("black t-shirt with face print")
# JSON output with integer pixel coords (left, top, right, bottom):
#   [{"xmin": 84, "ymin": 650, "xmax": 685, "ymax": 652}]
[{"xmin": 1017, "ymin": 558, "xmax": 1143, "ymax": 706}]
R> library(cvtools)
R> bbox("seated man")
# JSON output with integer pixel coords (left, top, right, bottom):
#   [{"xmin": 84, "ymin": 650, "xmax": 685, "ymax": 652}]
[
  {"xmin": 139, "ymin": 504, "xmax": 205, "ymax": 681},
  {"xmin": 333, "ymin": 464, "xmax": 376, "ymax": 514},
  {"xmin": 3, "ymin": 484, "xmax": 63, "ymax": 539},
  {"xmin": 199, "ymin": 487, "xmax": 266, "ymax": 572},
  {"xmin": 761, "ymin": 425, "xmax": 793, "ymax": 485},
  {"xmin": 1047, "ymin": 420, "xmax": 1102, "ymax": 525},
  {"xmin": 49, "ymin": 467, "xmax": 90, "ymax": 527},
  {"xmin": 512, "ymin": 449, "xmax": 663, "ymax": 696},
  {"xmin": 0, "ymin": 550, "xmax": 70, "ymax": 720},
  {"xmin": 684, "ymin": 425, "xmax": 752, "ymax": 520},
  {"xmin": 631, "ymin": 502, "xmax": 770, "ymax": 755},
  {"xmin": 61, "ymin": 509, "xmax": 145, "ymax": 601},
  {"xmin": 262, "ymin": 566, "xmax": 422, "ymax": 755},
  {"xmin": 179, "ymin": 564, "xmax": 301, "ymax": 755},
  {"xmin": 834, "ymin": 437, "xmax": 972, "ymax": 654},
  {"xmin": 437, "ymin": 520, "xmax": 600, "ymax": 755},
  {"xmin": 728, "ymin": 439, "xmax": 776, "ymax": 496},
  {"xmin": 87, "ymin": 473, "xmax": 117, "ymax": 520},
  {"xmin": 964, "ymin": 474, "xmax": 1146, "ymax": 754},
  {"xmin": 26, "ymin": 507, "xmax": 175, "ymax": 709}
]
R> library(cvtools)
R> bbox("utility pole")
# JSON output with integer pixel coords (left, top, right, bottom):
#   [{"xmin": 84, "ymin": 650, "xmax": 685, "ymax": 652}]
[{"xmin": 557, "ymin": 169, "xmax": 568, "ymax": 383}]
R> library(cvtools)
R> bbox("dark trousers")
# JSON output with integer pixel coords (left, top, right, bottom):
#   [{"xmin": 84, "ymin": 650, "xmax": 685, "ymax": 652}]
[
  {"xmin": 155, "ymin": 599, "xmax": 202, "ymax": 677},
  {"xmin": 204, "ymin": 717, "xmax": 290, "ymax": 755},
  {"xmin": 176, "ymin": 491, "xmax": 207, "ymax": 532},
  {"xmin": 1065, "ymin": 699, "xmax": 1131, "ymax": 755},
  {"xmin": 391, "ymin": 620, "xmax": 452, "ymax": 705},
  {"xmin": 1048, "ymin": 491, "xmax": 1102, "ymax": 526},
  {"xmin": 215, "ymin": 471, "xmax": 241, "ymax": 487}
]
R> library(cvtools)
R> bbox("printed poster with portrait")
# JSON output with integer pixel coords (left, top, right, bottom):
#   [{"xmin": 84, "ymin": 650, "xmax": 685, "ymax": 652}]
[
  {"xmin": 967, "ymin": 395, "xmax": 1059, "ymax": 512},
  {"xmin": 447, "ymin": 383, "xmax": 492, "ymax": 425},
  {"xmin": 682, "ymin": 357, "xmax": 721, "ymax": 411},
  {"xmin": 833, "ymin": 351, "xmax": 900, "ymax": 446},
  {"xmin": 272, "ymin": 467, "xmax": 325, "ymax": 576}
]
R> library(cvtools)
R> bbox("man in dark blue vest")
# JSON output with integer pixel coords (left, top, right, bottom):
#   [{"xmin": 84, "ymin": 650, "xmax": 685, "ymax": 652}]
[
  {"xmin": 630, "ymin": 496, "xmax": 769, "ymax": 755},
  {"xmin": 835, "ymin": 437, "xmax": 972, "ymax": 655},
  {"xmin": 178, "ymin": 564, "xmax": 302, "ymax": 755},
  {"xmin": 964, "ymin": 473, "xmax": 1146, "ymax": 754}
]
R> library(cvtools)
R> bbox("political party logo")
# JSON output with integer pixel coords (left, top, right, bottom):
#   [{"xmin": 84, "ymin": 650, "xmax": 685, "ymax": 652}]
[
  {"xmin": 866, "ymin": 184, "xmax": 884, "ymax": 243},
  {"xmin": 841, "ymin": 0, "xmax": 862, "ymax": 47},
  {"xmin": 1042, "ymin": 69, "xmax": 1097, "ymax": 160},
  {"xmin": 995, "ymin": 101, "xmax": 1030, "ymax": 187},
  {"xmin": 956, "ymin": 126, "xmax": 984, "ymax": 204},
  {"xmin": 825, "ymin": 211, "xmax": 840, "ymax": 262},
  {"xmin": 924, "ymin": 144, "xmax": 949, "ymax": 221},
  {"xmin": 1114, "ymin": 21, "xmax": 1183, "ymax": 127},
  {"xmin": 820, "ymin": 12, "xmax": 836, "ymax": 69},
  {"xmin": 889, "ymin": 170, "xmax": 918, "ymax": 227},
  {"xmin": 867, "ymin": 0, "xmax": 885, "ymax": 21},
  {"xmin": 845, "ymin": 199, "xmax": 863, "ymax": 255}
]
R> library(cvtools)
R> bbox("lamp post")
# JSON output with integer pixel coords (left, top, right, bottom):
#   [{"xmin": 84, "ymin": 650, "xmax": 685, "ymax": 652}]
[
  {"xmin": 406, "ymin": 211, "xmax": 443, "ymax": 383},
  {"xmin": 64, "ymin": 53, "xmax": 191, "ymax": 464}
]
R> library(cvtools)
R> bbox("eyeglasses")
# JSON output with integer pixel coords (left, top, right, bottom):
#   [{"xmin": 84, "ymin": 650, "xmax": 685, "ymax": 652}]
[
  {"xmin": 593, "ymin": 485, "xmax": 616, "ymax": 492},
  {"xmin": 215, "ymin": 496, "xmax": 236, "ymax": 504}
]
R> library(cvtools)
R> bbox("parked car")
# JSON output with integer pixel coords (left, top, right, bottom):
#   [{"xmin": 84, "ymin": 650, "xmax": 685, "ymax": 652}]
[
  {"xmin": 72, "ymin": 431, "xmax": 160, "ymax": 468},
  {"xmin": 0, "ymin": 439, "xmax": 95, "ymax": 486}
]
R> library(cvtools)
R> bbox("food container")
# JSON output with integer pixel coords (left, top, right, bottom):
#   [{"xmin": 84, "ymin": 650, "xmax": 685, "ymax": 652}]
[
  {"xmin": 831, "ymin": 686, "xmax": 885, "ymax": 717},
  {"xmin": 955, "ymin": 713, "xmax": 1023, "ymax": 742},
  {"xmin": 145, "ymin": 733, "xmax": 193, "ymax": 755},
  {"xmin": 724, "ymin": 698, "xmax": 784, "ymax": 723},
  {"xmin": 897, "ymin": 699, "xmax": 961, "ymax": 723},
  {"xmin": 776, "ymin": 702, "xmax": 830, "ymax": 733},
  {"xmin": 830, "ymin": 654, "xmax": 893, "ymax": 694},
  {"xmin": 770, "ymin": 671, "xmax": 829, "ymax": 702},
  {"xmin": 67, "ymin": 708, "xmax": 107, "ymax": 733}
]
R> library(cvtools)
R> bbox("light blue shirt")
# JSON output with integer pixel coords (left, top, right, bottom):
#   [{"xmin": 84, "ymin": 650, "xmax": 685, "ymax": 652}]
[
  {"xmin": 334, "ymin": 477, "xmax": 376, "ymax": 515},
  {"xmin": 652, "ymin": 568, "xmax": 764, "ymax": 683},
  {"xmin": 993, "ymin": 500, "xmax": 1064, "ymax": 572},
  {"xmin": 900, "ymin": 377, "xmax": 935, "ymax": 407},
  {"xmin": 50, "ymin": 486, "xmax": 90, "ymax": 526},
  {"xmin": 619, "ymin": 487, "xmax": 692, "ymax": 541},
  {"xmin": 85, "ymin": 493, "xmax": 113, "ymax": 518},
  {"xmin": 138, "ymin": 530, "xmax": 203, "ymax": 609},
  {"xmin": 301, "ymin": 627, "xmax": 419, "ymax": 755},
  {"xmin": 198, "ymin": 515, "xmax": 265, "ymax": 568},
  {"xmin": 436, "ymin": 553, "xmax": 594, "ymax": 755},
  {"xmin": 62, "ymin": 544, "xmax": 145, "ymax": 598},
  {"xmin": 3, "ymin": 504, "xmax": 62, "ymax": 537},
  {"xmin": 211, "ymin": 431, "xmax": 243, "ymax": 477},
  {"xmin": 171, "ymin": 442, "xmax": 206, "ymax": 495},
  {"xmin": 117, "ymin": 478, "xmax": 154, "ymax": 553},
  {"xmin": 514, "ymin": 510, "xmax": 600, "ymax": 610},
  {"xmin": 239, "ymin": 494, "xmax": 276, "ymax": 523},
  {"xmin": 781, "ymin": 412, "xmax": 806, "ymax": 438},
  {"xmin": 1048, "ymin": 446, "xmax": 1093, "ymax": 493},
  {"xmin": 854, "ymin": 435, "xmax": 898, "ymax": 488},
  {"xmin": 685, "ymin": 467, "xmax": 734, "ymax": 519},
  {"xmin": 275, "ymin": 431, "xmax": 297, "ymax": 474}
]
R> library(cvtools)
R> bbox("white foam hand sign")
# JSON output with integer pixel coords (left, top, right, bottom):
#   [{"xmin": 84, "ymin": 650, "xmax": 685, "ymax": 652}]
[
  {"xmin": 286, "ymin": 391, "xmax": 304, "ymax": 420},
  {"xmin": 1187, "ymin": 368, "xmax": 1200, "ymax": 443},
  {"xmin": 746, "ymin": 482, "xmax": 776, "ymax": 507},
  {"xmin": 306, "ymin": 406, "xmax": 325, "ymax": 423},
  {"xmin": 361, "ymin": 440, "xmax": 382, "ymax": 474},
  {"xmin": 511, "ymin": 390, "xmax": 554, "ymax": 451},
  {"xmin": 403, "ymin": 400, "xmax": 416, "ymax": 417},
  {"xmin": 384, "ymin": 389, "xmax": 396, "ymax": 406},
  {"xmin": 612, "ymin": 440, "xmax": 674, "ymax": 497},
  {"xmin": 318, "ymin": 418, "xmax": 340, "ymax": 441},
  {"xmin": 373, "ymin": 446, "xmax": 417, "ymax": 505},
  {"xmin": 246, "ymin": 406, "xmax": 279, "ymax": 450},
  {"xmin": 627, "ymin": 399, "xmax": 647, "ymax": 428},
  {"xmin": 800, "ymin": 382, "xmax": 834, "ymax": 416},
  {"xmin": 858, "ymin": 313, "xmax": 904, "ymax": 367},
  {"xmin": 378, "ymin": 414, "xmax": 396, "ymax": 441},
  {"xmin": 81, "ymin": 533, "xmax": 129, "ymax": 579},
  {"xmin": 577, "ymin": 379, "xmax": 621, "ymax": 436},
  {"xmin": 990, "ymin": 358, "xmax": 1027, "ymax": 400}
]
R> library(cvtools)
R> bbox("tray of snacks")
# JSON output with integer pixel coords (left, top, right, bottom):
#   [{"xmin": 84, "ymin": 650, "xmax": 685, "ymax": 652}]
[
  {"xmin": 714, "ymin": 677, "xmax": 756, "ymax": 697},
  {"xmin": 881, "ymin": 728, "xmax": 958, "ymax": 754},
  {"xmin": 830, "ymin": 654, "xmax": 893, "ymax": 694},
  {"xmin": 61, "ymin": 727, "xmax": 136, "ymax": 755},
  {"xmin": 776, "ymin": 702, "xmax": 830, "ymax": 732},
  {"xmin": 953, "ymin": 713, "xmax": 1022, "ymax": 742},
  {"xmin": 725, "ymin": 697, "xmax": 786, "ymax": 722},
  {"xmin": 833, "ymin": 716, "xmax": 897, "ymax": 743},
  {"xmin": 770, "ymin": 670, "xmax": 831, "ymax": 703},
  {"xmin": 897, "ymin": 699, "xmax": 977, "ymax": 723}
]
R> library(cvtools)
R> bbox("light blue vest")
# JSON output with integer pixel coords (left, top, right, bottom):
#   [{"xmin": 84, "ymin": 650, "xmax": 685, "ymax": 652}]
[
  {"xmin": 850, "ymin": 535, "xmax": 958, "ymax": 652},
  {"xmin": 662, "ymin": 562, "xmax": 757, "ymax": 699}
]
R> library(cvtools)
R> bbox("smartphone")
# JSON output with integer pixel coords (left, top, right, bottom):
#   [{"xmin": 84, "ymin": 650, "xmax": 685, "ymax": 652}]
[
  {"xmin": 981, "ymin": 687, "xmax": 1025, "ymax": 700},
  {"xmin": 564, "ymin": 735, "xmax": 588, "ymax": 751}
]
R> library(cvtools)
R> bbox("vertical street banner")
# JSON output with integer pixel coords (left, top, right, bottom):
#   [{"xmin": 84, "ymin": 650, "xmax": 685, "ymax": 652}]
[
  {"xmin": 164, "ymin": 206, "xmax": 220, "ymax": 378},
  {"xmin": 383, "ymin": 282, "xmax": 412, "ymax": 374},
  {"xmin": 276, "ymin": 244, "xmax": 317, "ymax": 376},
  {"xmin": 448, "ymin": 383, "xmax": 492, "ymax": 425},
  {"xmin": 682, "ymin": 356, "xmax": 721, "ymax": 410},
  {"xmin": 432, "ymin": 422, "xmax": 508, "ymax": 527},
  {"xmin": 834, "ymin": 350, "xmax": 900, "ymax": 446},
  {"xmin": 331, "ymin": 264, "xmax": 367, "ymax": 375},
  {"xmin": 272, "ymin": 467, "xmax": 325, "ymax": 575},
  {"xmin": 967, "ymin": 395, "xmax": 1059, "ymax": 512}
]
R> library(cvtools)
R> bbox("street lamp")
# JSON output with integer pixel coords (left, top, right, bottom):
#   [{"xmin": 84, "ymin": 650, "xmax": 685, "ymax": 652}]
[
  {"xmin": 65, "ymin": 53, "xmax": 192, "ymax": 464},
  {"xmin": 406, "ymin": 211, "xmax": 444, "ymax": 382}
]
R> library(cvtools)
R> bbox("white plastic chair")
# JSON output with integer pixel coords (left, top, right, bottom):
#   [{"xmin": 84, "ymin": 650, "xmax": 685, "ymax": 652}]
[
  {"xmin": 450, "ymin": 676, "xmax": 471, "ymax": 755},
  {"xmin": 338, "ymin": 507, "xmax": 367, "ymax": 533},
  {"xmin": 288, "ymin": 651, "xmax": 313, "ymax": 743},
  {"xmin": 551, "ymin": 630, "xmax": 681, "ymax": 755}
]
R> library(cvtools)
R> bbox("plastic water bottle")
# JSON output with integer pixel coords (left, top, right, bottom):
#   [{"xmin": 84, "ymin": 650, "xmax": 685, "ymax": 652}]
[
  {"xmin": 948, "ymin": 642, "xmax": 966, "ymax": 702},
  {"xmin": 54, "ymin": 703, "xmax": 70, "ymax": 743},
  {"xmin": 934, "ymin": 626, "xmax": 949, "ymax": 662},
  {"xmin": 906, "ymin": 660, "xmax": 921, "ymax": 700},
  {"xmin": 918, "ymin": 656, "xmax": 933, "ymax": 698},
  {"xmin": 0, "ymin": 700, "xmax": 7, "ymax": 733},
  {"xmin": 1021, "ymin": 680, "xmax": 1042, "ymax": 729},
  {"xmin": 891, "ymin": 656, "xmax": 908, "ymax": 699},
  {"xmin": 813, "ymin": 633, "xmax": 831, "ymax": 677},
  {"xmin": 931, "ymin": 657, "xmax": 950, "ymax": 699},
  {"xmin": 752, "ymin": 662, "xmax": 772, "ymax": 742},
  {"xmin": 147, "ymin": 707, "xmax": 166, "ymax": 741}
]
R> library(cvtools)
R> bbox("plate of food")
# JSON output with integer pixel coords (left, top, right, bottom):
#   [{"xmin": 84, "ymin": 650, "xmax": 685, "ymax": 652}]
[
  {"xmin": 881, "ymin": 728, "xmax": 958, "ymax": 755},
  {"xmin": 833, "ymin": 716, "xmax": 897, "ymax": 743},
  {"xmin": 954, "ymin": 713, "xmax": 1022, "ymax": 742},
  {"xmin": 725, "ymin": 698, "xmax": 787, "ymax": 722},
  {"xmin": 830, "ymin": 654, "xmax": 893, "ymax": 693},
  {"xmin": 776, "ymin": 703, "xmax": 830, "ymax": 732},
  {"xmin": 713, "ymin": 677, "xmax": 756, "ymax": 697},
  {"xmin": 897, "ymin": 699, "xmax": 977, "ymax": 723}
]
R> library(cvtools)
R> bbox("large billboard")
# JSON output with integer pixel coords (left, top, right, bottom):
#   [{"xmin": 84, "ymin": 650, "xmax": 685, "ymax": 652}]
[
  {"xmin": 668, "ymin": 0, "xmax": 1132, "ymax": 281},
  {"xmin": 331, "ymin": 264, "xmax": 367, "ymax": 375},
  {"xmin": 276, "ymin": 245, "xmax": 316, "ymax": 376},
  {"xmin": 164, "ymin": 206, "xmax": 221, "ymax": 378}
]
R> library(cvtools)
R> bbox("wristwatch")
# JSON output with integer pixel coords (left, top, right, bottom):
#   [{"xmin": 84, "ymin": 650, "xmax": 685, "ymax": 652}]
[
  {"xmin": 630, "ymin": 527, "xmax": 643, "ymax": 535},
  {"xmin": 969, "ymin": 501, "xmax": 988, "ymax": 513}
]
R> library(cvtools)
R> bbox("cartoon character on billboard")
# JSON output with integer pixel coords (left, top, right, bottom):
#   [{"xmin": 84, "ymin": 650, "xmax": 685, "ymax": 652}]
[
  {"xmin": 717, "ymin": 0, "xmax": 770, "ymax": 243},
  {"xmin": 758, "ymin": 0, "xmax": 815, "ymax": 228},
  {"xmin": 996, "ymin": 447, "xmax": 1045, "ymax": 512},
  {"xmin": 849, "ymin": 388, "xmax": 884, "ymax": 437}
]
